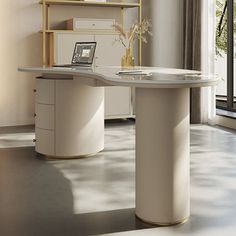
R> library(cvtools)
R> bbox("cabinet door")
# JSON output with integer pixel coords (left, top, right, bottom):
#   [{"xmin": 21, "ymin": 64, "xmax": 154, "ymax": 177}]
[
  {"xmin": 54, "ymin": 33, "xmax": 94, "ymax": 64},
  {"xmin": 94, "ymin": 34, "xmax": 124, "ymax": 66},
  {"xmin": 95, "ymin": 34, "xmax": 132, "ymax": 118}
]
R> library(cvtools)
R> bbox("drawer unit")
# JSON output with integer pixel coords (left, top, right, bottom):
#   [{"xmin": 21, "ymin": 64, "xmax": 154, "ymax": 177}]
[
  {"xmin": 35, "ymin": 103, "xmax": 55, "ymax": 130},
  {"xmin": 35, "ymin": 128, "xmax": 55, "ymax": 156},
  {"xmin": 35, "ymin": 79, "xmax": 55, "ymax": 105},
  {"xmin": 34, "ymin": 78, "xmax": 104, "ymax": 158},
  {"xmin": 66, "ymin": 18, "xmax": 114, "ymax": 31}
]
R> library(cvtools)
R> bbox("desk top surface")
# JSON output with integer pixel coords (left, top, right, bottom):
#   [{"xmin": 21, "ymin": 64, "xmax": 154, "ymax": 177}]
[{"xmin": 19, "ymin": 66, "xmax": 220, "ymax": 89}]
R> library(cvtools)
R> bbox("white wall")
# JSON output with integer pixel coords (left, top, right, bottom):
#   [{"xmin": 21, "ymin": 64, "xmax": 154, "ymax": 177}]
[
  {"xmin": 0, "ymin": 1, "xmax": 132, "ymax": 127},
  {"xmin": 0, "ymin": 0, "xmax": 42, "ymax": 127},
  {"xmin": 142, "ymin": 0, "xmax": 184, "ymax": 68}
]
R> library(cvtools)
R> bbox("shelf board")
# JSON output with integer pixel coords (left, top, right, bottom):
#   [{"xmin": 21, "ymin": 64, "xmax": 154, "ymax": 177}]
[
  {"xmin": 40, "ymin": 30, "xmax": 74, "ymax": 33},
  {"xmin": 39, "ymin": 0, "xmax": 140, "ymax": 8},
  {"xmin": 40, "ymin": 29, "xmax": 117, "ymax": 34}
]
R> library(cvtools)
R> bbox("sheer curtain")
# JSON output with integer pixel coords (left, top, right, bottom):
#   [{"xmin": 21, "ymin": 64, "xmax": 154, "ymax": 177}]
[
  {"xmin": 201, "ymin": 0, "xmax": 217, "ymax": 124},
  {"xmin": 184, "ymin": 0, "xmax": 216, "ymax": 124}
]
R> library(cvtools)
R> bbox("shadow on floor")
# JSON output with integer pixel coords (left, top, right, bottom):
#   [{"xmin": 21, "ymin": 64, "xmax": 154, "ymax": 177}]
[{"xmin": 0, "ymin": 147, "xmax": 154, "ymax": 236}]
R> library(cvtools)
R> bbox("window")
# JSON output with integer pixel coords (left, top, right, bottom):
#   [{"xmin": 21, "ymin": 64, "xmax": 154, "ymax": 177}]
[{"xmin": 215, "ymin": 0, "xmax": 236, "ymax": 111}]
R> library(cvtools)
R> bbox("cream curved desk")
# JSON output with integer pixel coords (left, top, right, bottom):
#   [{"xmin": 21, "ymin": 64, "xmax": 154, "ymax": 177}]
[{"xmin": 19, "ymin": 66, "xmax": 219, "ymax": 226}]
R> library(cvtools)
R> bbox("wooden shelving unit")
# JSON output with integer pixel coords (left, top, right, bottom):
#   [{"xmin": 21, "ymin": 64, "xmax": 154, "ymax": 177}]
[{"xmin": 39, "ymin": 0, "xmax": 142, "ymax": 66}]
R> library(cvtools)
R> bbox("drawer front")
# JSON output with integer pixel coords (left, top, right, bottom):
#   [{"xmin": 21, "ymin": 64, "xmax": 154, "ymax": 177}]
[
  {"xmin": 35, "ymin": 79, "xmax": 55, "ymax": 105},
  {"xmin": 73, "ymin": 19, "xmax": 114, "ymax": 30},
  {"xmin": 35, "ymin": 103, "xmax": 55, "ymax": 130},
  {"xmin": 35, "ymin": 128, "xmax": 55, "ymax": 156}
]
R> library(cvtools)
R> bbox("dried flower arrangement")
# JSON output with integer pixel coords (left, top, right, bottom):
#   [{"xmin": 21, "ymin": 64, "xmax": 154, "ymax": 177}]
[
  {"xmin": 113, "ymin": 19, "xmax": 152, "ymax": 67},
  {"xmin": 113, "ymin": 18, "xmax": 152, "ymax": 49}
]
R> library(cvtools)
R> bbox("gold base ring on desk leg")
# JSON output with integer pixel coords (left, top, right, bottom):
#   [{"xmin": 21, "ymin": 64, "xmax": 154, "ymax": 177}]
[
  {"xmin": 136, "ymin": 214, "xmax": 189, "ymax": 226},
  {"xmin": 36, "ymin": 151, "xmax": 102, "ymax": 161}
]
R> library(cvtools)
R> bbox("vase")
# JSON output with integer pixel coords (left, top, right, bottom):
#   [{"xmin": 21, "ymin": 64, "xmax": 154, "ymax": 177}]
[{"xmin": 121, "ymin": 48, "xmax": 135, "ymax": 68}]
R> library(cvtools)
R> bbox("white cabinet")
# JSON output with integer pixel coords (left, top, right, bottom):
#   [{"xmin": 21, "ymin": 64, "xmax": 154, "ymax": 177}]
[
  {"xmin": 103, "ymin": 87, "xmax": 132, "ymax": 117},
  {"xmin": 50, "ymin": 32, "xmax": 134, "ymax": 119},
  {"xmin": 94, "ymin": 34, "xmax": 132, "ymax": 118}
]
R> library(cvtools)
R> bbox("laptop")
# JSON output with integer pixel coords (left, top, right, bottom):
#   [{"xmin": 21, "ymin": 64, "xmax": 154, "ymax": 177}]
[{"xmin": 53, "ymin": 42, "xmax": 97, "ymax": 68}]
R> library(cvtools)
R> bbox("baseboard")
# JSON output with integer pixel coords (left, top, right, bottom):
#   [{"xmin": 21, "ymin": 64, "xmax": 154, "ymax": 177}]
[
  {"xmin": 0, "ymin": 124, "xmax": 35, "ymax": 133},
  {"xmin": 215, "ymin": 115, "xmax": 236, "ymax": 130}
]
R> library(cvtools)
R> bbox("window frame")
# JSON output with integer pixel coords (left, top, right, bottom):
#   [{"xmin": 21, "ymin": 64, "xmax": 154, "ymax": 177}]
[
  {"xmin": 227, "ymin": 0, "xmax": 235, "ymax": 111},
  {"xmin": 216, "ymin": 0, "xmax": 236, "ymax": 112}
]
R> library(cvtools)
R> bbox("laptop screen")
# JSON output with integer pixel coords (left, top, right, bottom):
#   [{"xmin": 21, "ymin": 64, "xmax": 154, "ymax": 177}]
[{"xmin": 71, "ymin": 42, "xmax": 97, "ymax": 65}]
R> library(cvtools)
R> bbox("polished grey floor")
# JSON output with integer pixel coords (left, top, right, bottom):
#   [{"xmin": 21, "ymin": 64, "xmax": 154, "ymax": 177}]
[{"xmin": 0, "ymin": 121, "xmax": 236, "ymax": 236}]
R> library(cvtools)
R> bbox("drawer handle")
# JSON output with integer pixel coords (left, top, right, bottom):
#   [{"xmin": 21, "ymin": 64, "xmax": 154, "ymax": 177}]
[
  {"xmin": 33, "ymin": 89, "xmax": 37, "ymax": 93},
  {"xmin": 34, "ymin": 113, "xmax": 37, "ymax": 117},
  {"xmin": 36, "ymin": 76, "xmax": 72, "ymax": 80},
  {"xmin": 33, "ymin": 139, "xmax": 36, "ymax": 143}
]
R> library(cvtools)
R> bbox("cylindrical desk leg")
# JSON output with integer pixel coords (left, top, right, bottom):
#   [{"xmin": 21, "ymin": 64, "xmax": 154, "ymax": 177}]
[{"xmin": 135, "ymin": 88, "xmax": 190, "ymax": 225}]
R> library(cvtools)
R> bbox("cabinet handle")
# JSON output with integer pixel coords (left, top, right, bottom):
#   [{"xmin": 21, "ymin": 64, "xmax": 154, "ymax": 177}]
[
  {"xmin": 34, "ymin": 113, "xmax": 37, "ymax": 117},
  {"xmin": 33, "ymin": 89, "xmax": 37, "ymax": 93},
  {"xmin": 33, "ymin": 139, "xmax": 36, "ymax": 143}
]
